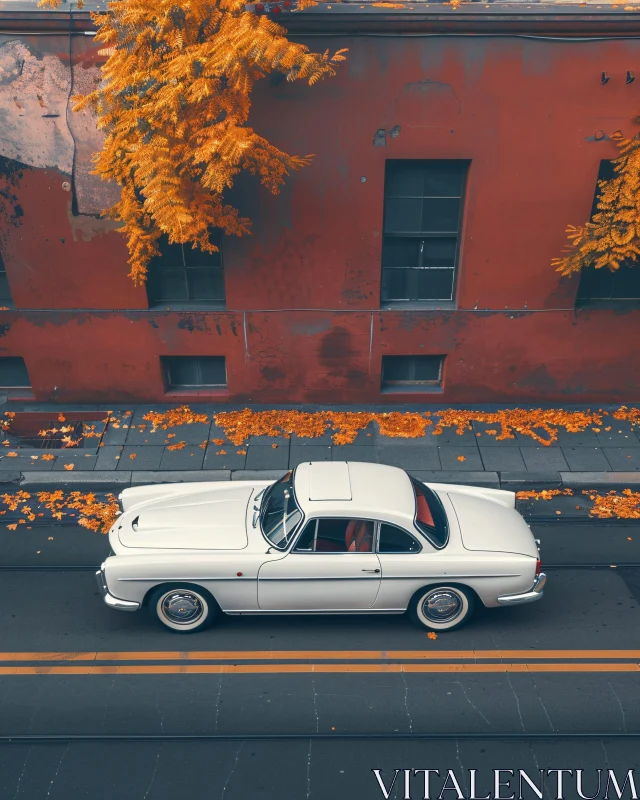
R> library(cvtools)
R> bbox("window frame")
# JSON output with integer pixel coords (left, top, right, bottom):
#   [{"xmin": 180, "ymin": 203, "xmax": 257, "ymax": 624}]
[
  {"xmin": 291, "ymin": 517, "xmax": 378, "ymax": 554},
  {"xmin": 146, "ymin": 232, "xmax": 226, "ymax": 309},
  {"xmin": 380, "ymin": 159, "xmax": 469, "ymax": 308},
  {"xmin": 409, "ymin": 476, "xmax": 450, "ymax": 550},
  {"xmin": 376, "ymin": 521, "xmax": 423, "ymax": 554},
  {"xmin": 381, "ymin": 354, "xmax": 445, "ymax": 392},
  {"xmin": 161, "ymin": 355, "xmax": 227, "ymax": 391},
  {"xmin": 575, "ymin": 159, "xmax": 640, "ymax": 308},
  {"xmin": 0, "ymin": 251, "xmax": 14, "ymax": 309},
  {"xmin": 260, "ymin": 470, "xmax": 306, "ymax": 551},
  {"xmin": 0, "ymin": 356, "xmax": 31, "ymax": 389},
  {"xmin": 291, "ymin": 518, "xmax": 423, "ymax": 555}
]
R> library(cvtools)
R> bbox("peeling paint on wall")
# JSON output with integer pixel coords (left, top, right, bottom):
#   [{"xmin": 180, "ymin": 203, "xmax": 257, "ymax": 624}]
[
  {"xmin": 0, "ymin": 41, "xmax": 74, "ymax": 173},
  {"xmin": 70, "ymin": 61, "xmax": 121, "ymax": 216}
]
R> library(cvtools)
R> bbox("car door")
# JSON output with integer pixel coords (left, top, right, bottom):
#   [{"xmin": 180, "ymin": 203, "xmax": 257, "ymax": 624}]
[
  {"xmin": 373, "ymin": 521, "xmax": 434, "ymax": 610},
  {"xmin": 257, "ymin": 517, "xmax": 382, "ymax": 611}
]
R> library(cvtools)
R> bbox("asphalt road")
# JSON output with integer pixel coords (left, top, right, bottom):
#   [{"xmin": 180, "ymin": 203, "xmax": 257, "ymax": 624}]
[
  {"xmin": 1, "ymin": 565, "xmax": 640, "ymax": 735},
  {"xmin": 2, "ymin": 738, "xmax": 640, "ymax": 800},
  {"xmin": 2, "ymin": 521, "xmax": 640, "ymax": 799}
]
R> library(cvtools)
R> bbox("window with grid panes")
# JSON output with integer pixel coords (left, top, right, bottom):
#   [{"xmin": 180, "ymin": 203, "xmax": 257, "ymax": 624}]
[
  {"xmin": 147, "ymin": 231, "xmax": 225, "ymax": 307},
  {"xmin": 162, "ymin": 356, "xmax": 227, "ymax": 390},
  {"xmin": 381, "ymin": 355, "xmax": 444, "ymax": 390},
  {"xmin": 576, "ymin": 160, "xmax": 640, "ymax": 307},
  {"xmin": 0, "ymin": 250, "xmax": 13, "ymax": 307},
  {"xmin": 381, "ymin": 160, "xmax": 469, "ymax": 304},
  {"xmin": 0, "ymin": 357, "xmax": 31, "ymax": 388}
]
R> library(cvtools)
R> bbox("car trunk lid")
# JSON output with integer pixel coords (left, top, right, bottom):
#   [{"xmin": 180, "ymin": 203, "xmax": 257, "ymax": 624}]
[{"xmin": 447, "ymin": 491, "xmax": 538, "ymax": 558}]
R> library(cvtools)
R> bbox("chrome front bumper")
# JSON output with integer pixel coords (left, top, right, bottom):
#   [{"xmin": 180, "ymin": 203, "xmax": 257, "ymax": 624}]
[
  {"xmin": 96, "ymin": 564, "xmax": 141, "ymax": 612},
  {"xmin": 497, "ymin": 573, "xmax": 546, "ymax": 606}
]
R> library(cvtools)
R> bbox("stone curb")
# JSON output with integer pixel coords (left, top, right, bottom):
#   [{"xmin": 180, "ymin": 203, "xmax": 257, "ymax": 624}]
[{"xmin": 9, "ymin": 469, "xmax": 640, "ymax": 490}]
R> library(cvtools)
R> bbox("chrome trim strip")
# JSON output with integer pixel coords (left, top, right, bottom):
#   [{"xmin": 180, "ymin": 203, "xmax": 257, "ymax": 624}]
[
  {"xmin": 96, "ymin": 569, "xmax": 141, "ymax": 612},
  {"xmin": 379, "ymin": 574, "xmax": 522, "ymax": 579},
  {"xmin": 118, "ymin": 577, "xmax": 251, "ymax": 582},
  {"xmin": 258, "ymin": 576, "xmax": 380, "ymax": 581},
  {"xmin": 497, "ymin": 573, "xmax": 546, "ymax": 606},
  {"xmin": 227, "ymin": 609, "xmax": 407, "ymax": 615},
  {"xmin": 118, "ymin": 573, "xmax": 521, "ymax": 582}
]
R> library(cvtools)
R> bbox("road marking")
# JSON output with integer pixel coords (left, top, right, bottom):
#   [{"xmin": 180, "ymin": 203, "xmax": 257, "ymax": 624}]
[
  {"xmin": 1, "ymin": 650, "xmax": 640, "ymax": 662},
  {"xmin": 0, "ymin": 663, "xmax": 638, "ymax": 675}
]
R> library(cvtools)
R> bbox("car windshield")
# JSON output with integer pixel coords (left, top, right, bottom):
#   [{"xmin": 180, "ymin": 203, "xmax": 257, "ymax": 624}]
[
  {"xmin": 260, "ymin": 470, "xmax": 303, "ymax": 550},
  {"xmin": 410, "ymin": 477, "xmax": 449, "ymax": 549}
]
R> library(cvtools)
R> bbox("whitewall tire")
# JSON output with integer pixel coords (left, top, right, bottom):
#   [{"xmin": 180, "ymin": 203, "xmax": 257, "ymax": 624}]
[
  {"xmin": 410, "ymin": 585, "xmax": 474, "ymax": 632},
  {"xmin": 149, "ymin": 585, "xmax": 215, "ymax": 633}
]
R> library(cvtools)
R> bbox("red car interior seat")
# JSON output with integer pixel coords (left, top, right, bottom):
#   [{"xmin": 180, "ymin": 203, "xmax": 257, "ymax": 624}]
[{"xmin": 345, "ymin": 519, "xmax": 374, "ymax": 552}]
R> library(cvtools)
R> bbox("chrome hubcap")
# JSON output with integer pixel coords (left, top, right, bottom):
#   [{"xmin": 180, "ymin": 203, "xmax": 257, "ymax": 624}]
[
  {"xmin": 161, "ymin": 592, "xmax": 204, "ymax": 624},
  {"xmin": 422, "ymin": 590, "xmax": 462, "ymax": 623}
]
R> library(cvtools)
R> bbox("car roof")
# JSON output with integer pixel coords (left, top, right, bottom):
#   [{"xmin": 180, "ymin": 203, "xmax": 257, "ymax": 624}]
[{"xmin": 293, "ymin": 461, "xmax": 416, "ymax": 520}]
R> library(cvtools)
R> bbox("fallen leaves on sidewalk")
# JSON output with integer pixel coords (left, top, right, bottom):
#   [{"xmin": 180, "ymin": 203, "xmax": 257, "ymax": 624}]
[{"xmin": 143, "ymin": 406, "xmax": 208, "ymax": 432}]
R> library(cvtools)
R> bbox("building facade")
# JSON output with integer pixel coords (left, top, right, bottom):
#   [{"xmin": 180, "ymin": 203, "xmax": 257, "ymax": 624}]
[{"xmin": 0, "ymin": 1, "xmax": 639, "ymax": 404}]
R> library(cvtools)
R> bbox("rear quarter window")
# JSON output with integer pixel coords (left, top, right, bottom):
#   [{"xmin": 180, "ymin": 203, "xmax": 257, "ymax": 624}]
[{"xmin": 410, "ymin": 477, "xmax": 449, "ymax": 549}]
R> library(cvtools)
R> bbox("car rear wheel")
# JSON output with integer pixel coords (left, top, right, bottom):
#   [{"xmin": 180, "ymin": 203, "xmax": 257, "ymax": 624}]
[
  {"xmin": 410, "ymin": 585, "xmax": 474, "ymax": 632},
  {"xmin": 149, "ymin": 585, "xmax": 216, "ymax": 633}
]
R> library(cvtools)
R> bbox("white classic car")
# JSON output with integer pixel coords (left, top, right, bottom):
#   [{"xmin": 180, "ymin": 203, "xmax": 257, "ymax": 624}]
[{"xmin": 97, "ymin": 461, "xmax": 546, "ymax": 633}]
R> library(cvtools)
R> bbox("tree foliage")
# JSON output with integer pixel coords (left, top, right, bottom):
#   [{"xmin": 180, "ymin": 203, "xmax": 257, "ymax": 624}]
[
  {"xmin": 552, "ymin": 127, "xmax": 640, "ymax": 276},
  {"xmin": 38, "ymin": 0, "xmax": 346, "ymax": 284}
]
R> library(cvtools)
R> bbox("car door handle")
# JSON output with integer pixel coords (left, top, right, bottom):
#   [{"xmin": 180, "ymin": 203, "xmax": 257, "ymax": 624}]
[{"xmin": 362, "ymin": 569, "xmax": 380, "ymax": 573}]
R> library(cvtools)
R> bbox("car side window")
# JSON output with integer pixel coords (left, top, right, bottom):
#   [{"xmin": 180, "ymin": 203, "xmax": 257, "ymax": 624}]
[
  {"xmin": 378, "ymin": 523, "xmax": 422, "ymax": 554},
  {"xmin": 293, "ymin": 518, "xmax": 375, "ymax": 553}
]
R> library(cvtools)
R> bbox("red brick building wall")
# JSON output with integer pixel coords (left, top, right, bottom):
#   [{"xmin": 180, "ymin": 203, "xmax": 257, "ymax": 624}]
[{"xmin": 0, "ymin": 8, "xmax": 639, "ymax": 403}]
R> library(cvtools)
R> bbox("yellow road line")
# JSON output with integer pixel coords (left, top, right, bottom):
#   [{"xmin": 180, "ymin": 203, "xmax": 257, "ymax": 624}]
[
  {"xmin": 1, "ymin": 650, "xmax": 640, "ymax": 662},
  {"xmin": 0, "ymin": 663, "xmax": 638, "ymax": 675}
]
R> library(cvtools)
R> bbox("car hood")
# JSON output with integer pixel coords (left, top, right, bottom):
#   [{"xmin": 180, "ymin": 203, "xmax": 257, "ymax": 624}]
[
  {"xmin": 447, "ymin": 491, "xmax": 538, "ymax": 558},
  {"xmin": 118, "ymin": 486, "xmax": 253, "ymax": 550}
]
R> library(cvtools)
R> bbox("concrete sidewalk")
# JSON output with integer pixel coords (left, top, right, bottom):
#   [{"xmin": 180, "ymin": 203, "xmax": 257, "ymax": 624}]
[{"xmin": 0, "ymin": 401, "xmax": 639, "ymax": 490}]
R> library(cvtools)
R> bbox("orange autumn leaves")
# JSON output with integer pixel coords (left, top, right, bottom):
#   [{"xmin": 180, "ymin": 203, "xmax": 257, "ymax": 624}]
[
  {"xmin": 37, "ymin": 0, "xmax": 348, "ymax": 285},
  {"xmin": 516, "ymin": 487, "xmax": 640, "ymax": 520},
  {"xmin": 2, "ymin": 490, "xmax": 120, "ymax": 534},
  {"xmin": 3, "ymin": 405, "xmax": 639, "ymax": 450},
  {"xmin": 203, "ymin": 406, "xmax": 637, "ymax": 447}
]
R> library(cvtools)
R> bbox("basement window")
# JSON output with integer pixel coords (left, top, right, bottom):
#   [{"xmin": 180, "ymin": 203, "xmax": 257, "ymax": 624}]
[
  {"xmin": 147, "ymin": 231, "xmax": 225, "ymax": 308},
  {"xmin": 381, "ymin": 355, "xmax": 444, "ymax": 393},
  {"xmin": 162, "ymin": 356, "xmax": 227, "ymax": 390},
  {"xmin": 576, "ymin": 160, "xmax": 640, "ymax": 308},
  {"xmin": 0, "ymin": 357, "xmax": 30, "ymax": 389}
]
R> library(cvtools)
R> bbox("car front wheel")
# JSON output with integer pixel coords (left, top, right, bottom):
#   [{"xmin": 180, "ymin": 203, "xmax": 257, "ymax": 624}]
[
  {"xmin": 149, "ymin": 585, "xmax": 216, "ymax": 633},
  {"xmin": 410, "ymin": 585, "xmax": 474, "ymax": 632}
]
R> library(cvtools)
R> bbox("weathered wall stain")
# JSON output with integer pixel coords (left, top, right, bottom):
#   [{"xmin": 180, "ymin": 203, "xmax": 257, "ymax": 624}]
[
  {"xmin": 177, "ymin": 314, "xmax": 212, "ymax": 333},
  {"xmin": 0, "ymin": 35, "xmax": 638, "ymax": 402}
]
